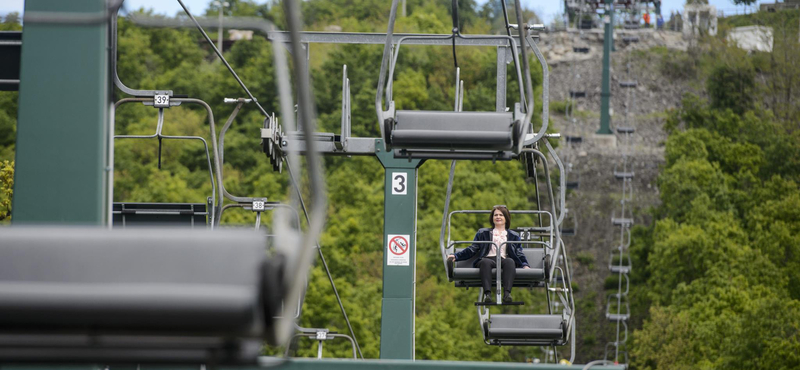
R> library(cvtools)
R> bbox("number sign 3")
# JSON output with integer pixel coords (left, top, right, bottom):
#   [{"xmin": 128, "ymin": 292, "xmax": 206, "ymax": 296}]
[{"xmin": 391, "ymin": 172, "xmax": 407, "ymax": 195}]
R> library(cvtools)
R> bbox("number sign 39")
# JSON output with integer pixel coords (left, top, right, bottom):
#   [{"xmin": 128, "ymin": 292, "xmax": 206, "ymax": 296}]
[
  {"xmin": 391, "ymin": 172, "xmax": 407, "ymax": 195},
  {"xmin": 154, "ymin": 94, "xmax": 170, "ymax": 108}
]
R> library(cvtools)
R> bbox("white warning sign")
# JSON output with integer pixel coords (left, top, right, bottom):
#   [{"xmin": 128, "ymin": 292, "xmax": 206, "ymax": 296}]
[{"xmin": 387, "ymin": 234, "xmax": 410, "ymax": 266}]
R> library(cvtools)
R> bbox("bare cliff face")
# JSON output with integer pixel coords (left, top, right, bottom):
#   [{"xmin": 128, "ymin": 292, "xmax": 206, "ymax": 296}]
[
  {"xmin": 539, "ymin": 29, "xmax": 696, "ymax": 361},
  {"xmin": 538, "ymin": 29, "xmax": 689, "ymax": 66}
]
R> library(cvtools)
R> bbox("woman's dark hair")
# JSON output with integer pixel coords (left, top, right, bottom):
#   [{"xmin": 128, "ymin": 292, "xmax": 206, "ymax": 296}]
[{"xmin": 489, "ymin": 205, "xmax": 511, "ymax": 229}]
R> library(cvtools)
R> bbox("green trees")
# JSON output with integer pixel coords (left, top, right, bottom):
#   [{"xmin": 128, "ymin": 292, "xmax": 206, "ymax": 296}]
[
  {"xmin": 0, "ymin": 160, "xmax": 12, "ymax": 223},
  {"xmin": 632, "ymin": 77, "xmax": 800, "ymax": 370},
  {"xmin": 706, "ymin": 49, "xmax": 756, "ymax": 114},
  {"xmin": 104, "ymin": 1, "xmax": 550, "ymax": 362}
]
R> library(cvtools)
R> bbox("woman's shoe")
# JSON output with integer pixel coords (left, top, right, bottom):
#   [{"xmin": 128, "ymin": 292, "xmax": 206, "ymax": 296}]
[
  {"xmin": 503, "ymin": 292, "xmax": 512, "ymax": 303},
  {"xmin": 483, "ymin": 292, "xmax": 493, "ymax": 303}
]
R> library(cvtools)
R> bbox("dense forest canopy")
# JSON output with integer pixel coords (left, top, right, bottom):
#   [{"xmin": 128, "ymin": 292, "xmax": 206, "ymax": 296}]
[{"xmin": 1, "ymin": 1, "xmax": 799, "ymax": 367}]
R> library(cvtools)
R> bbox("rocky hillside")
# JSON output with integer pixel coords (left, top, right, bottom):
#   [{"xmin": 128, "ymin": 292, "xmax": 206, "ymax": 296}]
[{"xmin": 537, "ymin": 29, "xmax": 694, "ymax": 361}]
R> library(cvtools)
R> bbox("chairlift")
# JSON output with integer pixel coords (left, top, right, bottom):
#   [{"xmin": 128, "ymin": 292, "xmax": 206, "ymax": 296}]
[
  {"xmin": 604, "ymin": 331, "xmax": 630, "ymax": 364},
  {"xmin": 113, "ymin": 98, "xmax": 220, "ymax": 228},
  {"xmin": 0, "ymin": 227, "xmax": 286, "ymax": 363},
  {"xmin": 608, "ymin": 250, "xmax": 632, "ymax": 274},
  {"xmin": 565, "ymin": 161, "xmax": 581, "ymax": 191},
  {"xmin": 623, "ymin": 21, "xmax": 641, "ymax": 30},
  {"xmin": 565, "ymin": 136, "xmax": 583, "ymax": 144},
  {"xmin": 478, "ymin": 261, "xmax": 573, "ymax": 347},
  {"xmin": 569, "ymin": 90, "xmax": 587, "ymax": 98},
  {"xmin": 605, "ymin": 293, "xmax": 631, "ymax": 322},
  {"xmin": 446, "ymin": 210, "xmax": 554, "ymax": 290},
  {"xmin": 113, "ymin": 202, "xmax": 211, "ymax": 228},
  {"xmin": 611, "ymin": 215, "xmax": 633, "ymax": 227},
  {"xmin": 376, "ymin": 0, "xmax": 550, "ymax": 160},
  {"xmin": 561, "ymin": 209, "xmax": 578, "ymax": 237},
  {"xmin": 443, "ymin": 210, "xmax": 573, "ymax": 347},
  {"xmin": 613, "ymin": 170, "xmax": 635, "ymax": 180},
  {"xmin": 287, "ymin": 328, "xmax": 358, "ymax": 359}
]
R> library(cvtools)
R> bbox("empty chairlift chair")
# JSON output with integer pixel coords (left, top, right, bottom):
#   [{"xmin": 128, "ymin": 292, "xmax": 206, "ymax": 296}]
[
  {"xmin": 622, "ymin": 36, "xmax": 640, "ymax": 43},
  {"xmin": 376, "ymin": 7, "xmax": 541, "ymax": 161},
  {"xmin": 609, "ymin": 249, "xmax": 632, "ymax": 274},
  {"xmin": 0, "ymin": 227, "xmax": 286, "ymax": 364},
  {"xmin": 612, "ymin": 215, "xmax": 633, "ymax": 227},
  {"xmin": 114, "ymin": 97, "xmax": 220, "ymax": 228},
  {"xmin": 605, "ymin": 293, "xmax": 631, "ymax": 322},
  {"xmin": 483, "ymin": 314, "xmax": 568, "ymax": 346},
  {"xmin": 113, "ymin": 201, "xmax": 211, "ymax": 228},
  {"xmin": 561, "ymin": 210, "xmax": 577, "ymax": 236},
  {"xmin": 569, "ymin": 90, "xmax": 587, "ymax": 98},
  {"xmin": 613, "ymin": 168, "xmax": 634, "ymax": 180},
  {"xmin": 623, "ymin": 20, "xmax": 640, "ymax": 30}
]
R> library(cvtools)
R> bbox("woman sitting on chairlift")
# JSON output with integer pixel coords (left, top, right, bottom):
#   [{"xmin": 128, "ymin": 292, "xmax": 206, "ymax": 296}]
[{"xmin": 448, "ymin": 205, "xmax": 530, "ymax": 303}]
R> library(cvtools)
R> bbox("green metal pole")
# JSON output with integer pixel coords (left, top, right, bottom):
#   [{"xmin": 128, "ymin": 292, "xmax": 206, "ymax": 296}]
[
  {"xmin": 13, "ymin": 0, "xmax": 110, "ymax": 224},
  {"xmin": 376, "ymin": 139, "xmax": 423, "ymax": 360},
  {"xmin": 598, "ymin": 0, "xmax": 614, "ymax": 135}
]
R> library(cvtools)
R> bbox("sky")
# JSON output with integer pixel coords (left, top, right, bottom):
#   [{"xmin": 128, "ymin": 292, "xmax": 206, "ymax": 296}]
[{"xmin": 0, "ymin": 0, "xmax": 768, "ymax": 24}]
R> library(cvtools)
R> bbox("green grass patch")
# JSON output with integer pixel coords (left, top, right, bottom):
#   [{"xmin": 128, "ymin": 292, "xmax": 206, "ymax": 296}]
[{"xmin": 575, "ymin": 251, "xmax": 595, "ymax": 270}]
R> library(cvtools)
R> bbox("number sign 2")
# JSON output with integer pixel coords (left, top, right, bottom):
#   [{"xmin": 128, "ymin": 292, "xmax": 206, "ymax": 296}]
[{"xmin": 391, "ymin": 172, "xmax": 407, "ymax": 195}]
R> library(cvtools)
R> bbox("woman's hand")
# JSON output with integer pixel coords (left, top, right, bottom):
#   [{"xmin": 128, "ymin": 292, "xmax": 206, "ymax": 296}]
[
  {"xmin": 447, "ymin": 254, "xmax": 456, "ymax": 262},
  {"xmin": 523, "ymin": 265, "xmax": 530, "ymax": 269}
]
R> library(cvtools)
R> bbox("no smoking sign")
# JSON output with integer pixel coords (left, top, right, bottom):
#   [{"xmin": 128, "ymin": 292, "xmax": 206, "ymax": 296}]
[{"xmin": 386, "ymin": 234, "xmax": 410, "ymax": 266}]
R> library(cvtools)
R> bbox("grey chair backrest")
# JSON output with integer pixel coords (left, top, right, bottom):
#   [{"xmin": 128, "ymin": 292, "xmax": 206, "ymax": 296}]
[
  {"xmin": 0, "ymin": 227, "xmax": 279, "ymax": 364},
  {"xmin": 391, "ymin": 110, "xmax": 518, "ymax": 152}
]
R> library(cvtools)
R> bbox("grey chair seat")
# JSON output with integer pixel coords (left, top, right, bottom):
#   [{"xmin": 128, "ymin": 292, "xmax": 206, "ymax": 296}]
[
  {"xmin": 569, "ymin": 91, "xmax": 586, "ymax": 98},
  {"xmin": 612, "ymin": 218, "xmax": 633, "ymax": 226},
  {"xmin": 609, "ymin": 265, "xmax": 631, "ymax": 274},
  {"xmin": 450, "ymin": 247, "xmax": 549, "ymax": 288},
  {"xmin": 486, "ymin": 314, "xmax": 566, "ymax": 343},
  {"xmin": 606, "ymin": 313, "xmax": 630, "ymax": 322},
  {"xmin": 614, "ymin": 171, "xmax": 634, "ymax": 179},
  {"xmin": 616, "ymin": 127, "xmax": 635, "ymax": 134},
  {"xmin": 452, "ymin": 267, "xmax": 546, "ymax": 281}
]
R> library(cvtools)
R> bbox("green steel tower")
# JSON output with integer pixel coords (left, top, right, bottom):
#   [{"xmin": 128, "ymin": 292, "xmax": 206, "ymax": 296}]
[{"xmin": 598, "ymin": 0, "xmax": 614, "ymax": 135}]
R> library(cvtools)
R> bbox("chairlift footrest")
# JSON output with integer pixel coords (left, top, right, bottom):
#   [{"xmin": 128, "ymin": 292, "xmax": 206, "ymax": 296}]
[{"xmin": 475, "ymin": 301, "xmax": 524, "ymax": 306}]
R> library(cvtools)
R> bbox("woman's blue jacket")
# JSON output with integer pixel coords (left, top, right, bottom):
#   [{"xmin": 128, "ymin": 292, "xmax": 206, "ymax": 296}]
[{"xmin": 453, "ymin": 228, "xmax": 530, "ymax": 268}]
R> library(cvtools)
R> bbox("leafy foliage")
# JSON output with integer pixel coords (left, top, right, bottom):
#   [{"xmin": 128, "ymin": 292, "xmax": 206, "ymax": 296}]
[
  {"xmin": 0, "ymin": 160, "xmax": 12, "ymax": 223},
  {"xmin": 112, "ymin": 0, "xmax": 551, "ymax": 362},
  {"xmin": 631, "ymin": 40, "xmax": 800, "ymax": 369},
  {"xmin": 3, "ymin": 0, "xmax": 799, "ymax": 366}
]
